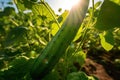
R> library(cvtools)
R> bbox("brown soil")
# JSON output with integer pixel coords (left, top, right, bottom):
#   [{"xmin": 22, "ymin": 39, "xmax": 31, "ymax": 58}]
[{"xmin": 82, "ymin": 50, "xmax": 120, "ymax": 80}]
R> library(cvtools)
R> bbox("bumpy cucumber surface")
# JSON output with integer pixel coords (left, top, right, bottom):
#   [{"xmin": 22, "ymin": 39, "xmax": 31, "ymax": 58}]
[{"xmin": 31, "ymin": 0, "xmax": 89, "ymax": 79}]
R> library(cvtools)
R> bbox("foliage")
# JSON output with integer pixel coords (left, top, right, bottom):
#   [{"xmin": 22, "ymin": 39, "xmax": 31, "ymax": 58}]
[
  {"xmin": 95, "ymin": 0, "xmax": 120, "ymax": 30},
  {"xmin": 0, "ymin": 0, "xmax": 120, "ymax": 80}
]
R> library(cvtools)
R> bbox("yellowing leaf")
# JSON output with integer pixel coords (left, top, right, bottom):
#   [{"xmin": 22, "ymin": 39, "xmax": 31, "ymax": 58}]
[
  {"xmin": 51, "ymin": 10, "xmax": 69, "ymax": 36},
  {"xmin": 51, "ymin": 23, "xmax": 59, "ymax": 35},
  {"xmin": 99, "ymin": 31, "xmax": 114, "ymax": 51}
]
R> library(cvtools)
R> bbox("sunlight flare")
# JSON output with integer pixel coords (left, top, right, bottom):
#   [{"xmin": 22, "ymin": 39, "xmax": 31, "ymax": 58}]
[{"xmin": 64, "ymin": 0, "xmax": 81, "ymax": 10}]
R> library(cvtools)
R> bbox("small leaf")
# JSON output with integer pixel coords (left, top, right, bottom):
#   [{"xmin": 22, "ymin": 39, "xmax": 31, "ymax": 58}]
[
  {"xmin": 15, "ymin": 0, "xmax": 26, "ymax": 12},
  {"xmin": 72, "ymin": 49, "xmax": 86, "ymax": 67},
  {"xmin": 73, "ymin": 25, "xmax": 83, "ymax": 42},
  {"xmin": 99, "ymin": 31, "xmax": 114, "ymax": 51},
  {"xmin": 57, "ymin": 16, "xmax": 63, "ymax": 23},
  {"xmin": 58, "ymin": 8, "xmax": 62, "ymax": 13},
  {"xmin": 57, "ymin": 10, "xmax": 69, "ymax": 26},
  {"xmin": 94, "ymin": 1, "xmax": 102, "ymax": 9},
  {"xmin": 51, "ymin": 23, "xmax": 59, "ymax": 35},
  {"xmin": 88, "ymin": 76, "xmax": 99, "ymax": 80},
  {"xmin": 3, "ymin": 7, "xmax": 15, "ymax": 16}
]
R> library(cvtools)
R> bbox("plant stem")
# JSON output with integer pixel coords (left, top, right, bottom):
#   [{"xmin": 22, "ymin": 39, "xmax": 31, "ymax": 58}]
[
  {"xmin": 9, "ymin": 18, "xmax": 19, "ymax": 26},
  {"xmin": 92, "ymin": 0, "xmax": 94, "ymax": 16},
  {"xmin": 13, "ymin": 0, "xmax": 19, "ymax": 12},
  {"xmin": 75, "ymin": 0, "xmax": 95, "ymax": 52}
]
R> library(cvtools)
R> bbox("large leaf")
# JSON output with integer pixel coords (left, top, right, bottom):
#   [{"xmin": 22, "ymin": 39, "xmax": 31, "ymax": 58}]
[
  {"xmin": 16, "ymin": 0, "xmax": 57, "ymax": 25},
  {"xmin": 1, "ymin": 56, "xmax": 34, "ymax": 80},
  {"xmin": 30, "ymin": 2, "xmax": 55, "ymax": 21},
  {"xmin": 25, "ymin": 1, "xmax": 60, "ymax": 35},
  {"xmin": 99, "ymin": 31, "xmax": 114, "ymax": 51},
  {"xmin": 111, "ymin": 0, "xmax": 120, "ymax": 5},
  {"xmin": 95, "ymin": 0, "xmax": 120, "ymax": 30}
]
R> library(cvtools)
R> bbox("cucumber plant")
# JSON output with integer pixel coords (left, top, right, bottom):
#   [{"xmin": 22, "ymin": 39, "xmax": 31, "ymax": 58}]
[
  {"xmin": 1, "ymin": 0, "xmax": 120, "ymax": 80},
  {"xmin": 30, "ymin": 0, "xmax": 89, "ymax": 79}
]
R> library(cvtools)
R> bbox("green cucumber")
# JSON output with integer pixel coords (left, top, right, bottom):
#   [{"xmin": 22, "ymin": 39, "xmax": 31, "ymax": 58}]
[{"xmin": 31, "ymin": 0, "xmax": 89, "ymax": 79}]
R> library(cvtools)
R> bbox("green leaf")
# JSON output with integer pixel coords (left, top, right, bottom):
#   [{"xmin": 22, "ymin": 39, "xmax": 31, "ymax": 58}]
[
  {"xmin": 3, "ymin": 7, "xmax": 15, "ymax": 16},
  {"xmin": 2, "ymin": 56, "xmax": 34, "ymax": 80},
  {"xmin": 94, "ymin": 1, "xmax": 102, "ymax": 9},
  {"xmin": 0, "ymin": 26, "xmax": 5, "ymax": 34},
  {"xmin": 73, "ymin": 24, "xmax": 83, "ymax": 42},
  {"xmin": 16, "ymin": 0, "xmax": 56, "ymax": 23},
  {"xmin": 30, "ymin": 0, "xmax": 38, "ymax": 2},
  {"xmin": 95, "ymin": 0, "xmax": 120, "ymax": 30},
  {"xmin": 16, "ymin": 0, "xmax": 60, "ymax": 36},
  {"xmin": 51, "ymin": 22, "xmax": 59, "ymax": 35},
  {"xmin": 72, "ymin": 49, "xmax": 86, "ymax": 67},
  {"xmin": 31, "ymin": 2, "xmax": 56, "ymax": 22},
  {"xmin": 57, "ymin": 10, "xmax": 69, "ymax": 26},
  {"xmin": 9, "ymin": 56, "xmax": 29, "ymax": 69},
  {"xmin": 67, "ymin": 71, "xmax": 88, "ymax": 80},
  {"xmin": 110, "ymin": 0, "xmax": 120, "ymax": 5},
  {"xmin": 88, "ymin": 76, "xmax": 99, "ymax": 80},
  {"xmin": 51, "ymin": 10, "xmax": 69, "ymax": 35},
  {"xmin": 104, "ymin": 31, "xmax": 114, "ymax": 45},
  {"xmin": 15, "ymin": 0, "xmax": 27, "ymax": 12},
  {"xmin": 99, "ymin": 31, "xmax": 114, "ymax": 51}
]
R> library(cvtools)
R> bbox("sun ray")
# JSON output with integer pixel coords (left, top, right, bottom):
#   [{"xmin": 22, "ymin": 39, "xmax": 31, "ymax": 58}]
[{"xmin": 64, "ymin": 0, "xmax": 81, "ymax": 10}]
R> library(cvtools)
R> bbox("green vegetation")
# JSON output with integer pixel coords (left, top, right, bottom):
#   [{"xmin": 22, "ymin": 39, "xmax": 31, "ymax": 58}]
[{"xmin": 0, "ymin": 0, "xmax": 120, "ymax": 80}]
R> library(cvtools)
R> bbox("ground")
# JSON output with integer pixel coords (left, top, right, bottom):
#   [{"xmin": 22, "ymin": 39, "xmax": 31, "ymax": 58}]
[{"xmin": 82, "ymin": 50, "xmax": 120, "ymax": 80}]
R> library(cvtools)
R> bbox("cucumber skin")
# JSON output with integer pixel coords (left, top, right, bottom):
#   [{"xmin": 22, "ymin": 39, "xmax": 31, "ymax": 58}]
[{"xmin": 31, "ymin": 0, "xmax": 89, "ymax": 79}]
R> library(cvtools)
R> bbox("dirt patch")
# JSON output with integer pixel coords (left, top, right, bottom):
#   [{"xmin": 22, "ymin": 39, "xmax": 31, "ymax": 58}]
[
  {"xmin": 82, "ymin": 50, "xmax": 120, "ymax": 80},
  {"xmin": 83, "ymin": 58, "xmax": 113, "ymax": 80}
]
